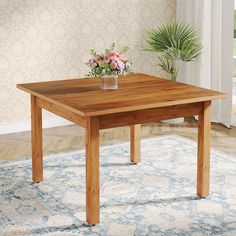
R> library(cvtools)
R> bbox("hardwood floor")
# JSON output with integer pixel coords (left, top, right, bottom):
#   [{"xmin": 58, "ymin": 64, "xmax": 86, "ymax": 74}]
[{"xmin": 0, "ymin": 118, "xmax": 235, "ymax": 163}]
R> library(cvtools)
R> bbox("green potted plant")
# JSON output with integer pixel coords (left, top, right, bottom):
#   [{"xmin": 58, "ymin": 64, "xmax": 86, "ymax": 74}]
[{"xmin": 144, "ymin": 21, "xmax": 202, "ymax": 123}]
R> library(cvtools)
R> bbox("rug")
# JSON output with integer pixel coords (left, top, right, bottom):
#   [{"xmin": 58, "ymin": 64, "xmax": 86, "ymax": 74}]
[{"xmin": 0, "ymin": 134, "xmax": 236, "ymax": 236}]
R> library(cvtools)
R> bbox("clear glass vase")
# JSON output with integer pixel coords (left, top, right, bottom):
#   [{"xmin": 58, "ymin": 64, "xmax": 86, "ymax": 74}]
[{"xmin": 101, "ymin": 74, "xmax": 118, "ymax": 90}]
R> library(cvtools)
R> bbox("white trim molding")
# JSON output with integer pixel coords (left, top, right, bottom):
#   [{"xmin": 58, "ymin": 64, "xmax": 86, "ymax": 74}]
[{"xmin": 0, "ymin": 117, "xmax": 72, "ymax": 135}]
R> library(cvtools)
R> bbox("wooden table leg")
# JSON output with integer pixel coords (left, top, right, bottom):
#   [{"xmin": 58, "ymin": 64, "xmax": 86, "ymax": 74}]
[
  {"xmin": 31, "ymin": 95, "xmax": 43, "ymax": 183},
  {"xmin": 130, "ymin": 124, "xmax": 141, "ymax": 164},
  {"xmin": 86, "ymin": 117, "xmax": 100, "ymax": 225},
  {"xmin": 197, "ymin": 101, "xmax": 211, "ymax": 197}
]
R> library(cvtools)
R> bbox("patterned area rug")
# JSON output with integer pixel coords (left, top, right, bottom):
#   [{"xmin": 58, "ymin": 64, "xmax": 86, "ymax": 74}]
[{"xmin": 1, "ymin": 135, "xmax": 236, "ymax": 236}]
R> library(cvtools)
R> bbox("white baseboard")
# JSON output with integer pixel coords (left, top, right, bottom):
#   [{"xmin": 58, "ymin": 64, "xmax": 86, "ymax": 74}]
[
  {"xmin": 0, "ymin": 117, "xmax": 73, "ymax": 135},
  {"xmin": 1, "ymin": 115, "xmax": 235, "ymax": 135}
]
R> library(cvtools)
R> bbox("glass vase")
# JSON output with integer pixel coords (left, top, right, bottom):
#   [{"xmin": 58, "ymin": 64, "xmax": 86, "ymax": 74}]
[{"xmin": 101, "ymin": 74, "xmax": 118, "ymax": 90}]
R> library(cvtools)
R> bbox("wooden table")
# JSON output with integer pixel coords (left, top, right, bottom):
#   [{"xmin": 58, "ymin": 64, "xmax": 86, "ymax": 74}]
[{"xmin": 17, "ymin": 73, "xmax": 226, "ymax": 225}]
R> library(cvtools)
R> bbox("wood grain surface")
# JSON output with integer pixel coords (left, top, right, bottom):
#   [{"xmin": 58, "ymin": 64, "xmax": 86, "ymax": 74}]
[
  {"xmin": 17, "ymin": 73, "xmax": 226, "ymax": 117},
  {"xmin": 31, "ymin": 95, "xmax": 43, "ymax": 183},
  {"xmin": 86, "ymin": 116, "xmax": 100, "ymax": 224},
  {"xmin": 197, "ymin": 101, "xmax": 212, "ymax": 197},
  {"xmin": 130, "ymin": 124, "xmax": 141, "ymax": 164},
  {"xmin": 17, "ymin": 73, "xmax": 227, "ymax": 225}
]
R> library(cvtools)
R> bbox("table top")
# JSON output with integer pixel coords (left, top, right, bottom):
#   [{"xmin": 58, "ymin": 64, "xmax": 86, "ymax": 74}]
[{"xmin": 17, "ymin": 73, "xmax": 226, "ymax": 117}]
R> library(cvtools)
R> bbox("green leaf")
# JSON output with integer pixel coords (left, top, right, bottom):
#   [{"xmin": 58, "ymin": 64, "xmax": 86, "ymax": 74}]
[{"xmin": 143, "ymin": 21, "xmax": 202, "ymax": 80}]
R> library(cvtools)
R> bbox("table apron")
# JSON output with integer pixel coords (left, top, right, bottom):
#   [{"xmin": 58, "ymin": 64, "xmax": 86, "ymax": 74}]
[
  {"xmin": 36, "ymin": 97, "xmax": 86, "ymax": 128},
  {"xmin": 36, "ymin": 97, "xmax": 205, "ymax": 130},
  {"xmin": 99, "ymin": 102, "xmax": 203, "ymax": 129}
]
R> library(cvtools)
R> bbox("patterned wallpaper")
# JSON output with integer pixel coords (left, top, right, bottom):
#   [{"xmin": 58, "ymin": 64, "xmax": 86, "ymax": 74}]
[{"xmin": 0, "ymin": 0, "xmax": 176, "ymax": 123}]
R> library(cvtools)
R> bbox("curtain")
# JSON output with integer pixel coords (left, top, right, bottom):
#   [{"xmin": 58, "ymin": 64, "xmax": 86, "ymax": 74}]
[{"xmin": 176, "ymin": 0, "xmax": 234, "ymax": 127}]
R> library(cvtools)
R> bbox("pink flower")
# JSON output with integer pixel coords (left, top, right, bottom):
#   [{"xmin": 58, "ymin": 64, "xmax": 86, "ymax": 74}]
[
  {"xmin": 89, "ymin": 59, "xmax": 97, "ymax": 67},
  {"xmin": 109, "ymin": 50, "xmax": 119, "ymax": 58},
  {"xmin": 104, "ymin": 55, "xmax": 110, "ymax": 63},
  {"xmin": 110, "ymin": 61, "xmax": 117, "ymax": 69},
  {"xmin": 119, "ymin": 53, "xmax": 128, "ymax": 62},
  {"xmin": 117, "ymin": 60, "xmax": 125, "ymax": 71}
]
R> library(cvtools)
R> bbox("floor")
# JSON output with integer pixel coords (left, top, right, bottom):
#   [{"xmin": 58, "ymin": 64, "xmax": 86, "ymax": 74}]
[{"xmin": 0, "ymin": 118, "xmax": 235, "ymax": 163}]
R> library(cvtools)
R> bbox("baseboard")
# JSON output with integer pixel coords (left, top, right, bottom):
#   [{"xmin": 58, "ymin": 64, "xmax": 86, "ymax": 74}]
[
  {"xmin": 0, "ymin": 117, "xmax": 72, "ymax": 135},
  {"xmin": 1, "ymin": 115, "xmax": 235, "ymax": 135}
]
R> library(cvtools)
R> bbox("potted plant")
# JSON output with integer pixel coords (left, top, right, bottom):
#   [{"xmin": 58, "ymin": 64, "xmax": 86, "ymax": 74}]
[
  {"xmin": 86, "ymin": 43, "xmax": 132, "ymax": 90},
  {"xmin": 144, "ymin": 21, "xmax": 202, "ymax": 124}
]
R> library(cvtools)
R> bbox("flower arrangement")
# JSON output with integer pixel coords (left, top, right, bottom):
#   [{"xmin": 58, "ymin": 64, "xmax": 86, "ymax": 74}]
[{"xmin": 86, "ymin": 43, "xmax": 132, "ymax": 79}]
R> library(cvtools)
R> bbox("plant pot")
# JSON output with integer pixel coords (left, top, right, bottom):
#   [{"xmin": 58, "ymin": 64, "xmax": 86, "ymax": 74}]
[
  {"xmin": 101, "ymin": 74, "xmax": 118, "ymax": 90},
  {"xmin": 161, "ymin": 117, "xmax": 184, "ymax": 124}
]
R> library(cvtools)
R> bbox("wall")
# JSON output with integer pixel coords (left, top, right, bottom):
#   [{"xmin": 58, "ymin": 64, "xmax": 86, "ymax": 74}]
[{"xmin": 0, "ymin": 0, "xmax": 176, "ymax": 128}]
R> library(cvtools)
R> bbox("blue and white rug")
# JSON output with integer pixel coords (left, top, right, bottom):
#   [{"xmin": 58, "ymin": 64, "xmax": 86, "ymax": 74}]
[{"xmin": 0, "ymin": 134, "xmax": 236, "ymax": 236}]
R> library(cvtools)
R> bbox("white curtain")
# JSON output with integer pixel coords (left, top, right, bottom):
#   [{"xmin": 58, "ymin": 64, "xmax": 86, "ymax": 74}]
[{"xmin": 176, "ymin": 0, "xmax": 234, "ymax": 127}]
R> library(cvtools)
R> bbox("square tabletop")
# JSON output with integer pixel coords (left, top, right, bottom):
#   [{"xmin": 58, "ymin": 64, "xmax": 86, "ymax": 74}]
[{"xmin": 17, "ymin": 73, "xmax": 226, "ymax": 117}]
